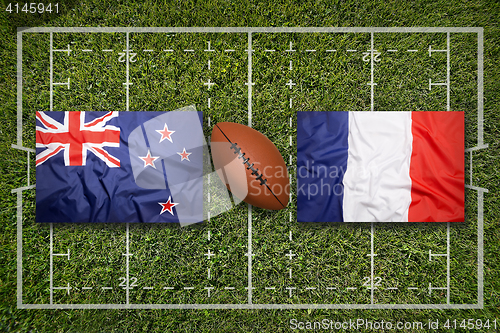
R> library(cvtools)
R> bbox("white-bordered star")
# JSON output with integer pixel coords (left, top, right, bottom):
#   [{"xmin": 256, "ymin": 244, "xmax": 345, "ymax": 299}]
[
  {"xmin": 158, "ymin": 196, "xmax": 178, "ymax": 215},
  {"xmin": 139, "ymin": 149, "xmax": 160, "ymax": 168},
  {"xmin": 156, "ymin": 123, "xmax": 175, "ymax": 143},
  {"xmin": 177, "ymin": 148, "xmax": 192, "ymax": 161}
]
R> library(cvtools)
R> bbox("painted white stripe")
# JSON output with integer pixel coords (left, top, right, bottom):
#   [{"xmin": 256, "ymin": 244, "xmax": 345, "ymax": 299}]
[{"xmin": 343, "ymin": 112, "xmax": 412, "ymax": 222}]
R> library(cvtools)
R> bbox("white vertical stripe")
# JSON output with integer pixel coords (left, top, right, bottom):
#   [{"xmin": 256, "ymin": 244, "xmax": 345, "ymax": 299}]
[{"xmin": 343, "ymin": 112, "xmax": 412, "ymax": 222}]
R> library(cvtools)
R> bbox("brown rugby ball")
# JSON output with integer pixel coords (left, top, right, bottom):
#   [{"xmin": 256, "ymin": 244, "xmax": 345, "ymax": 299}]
[{"xmin": 211, "ymin": 122, "xmax": 289, "ymax": 210}]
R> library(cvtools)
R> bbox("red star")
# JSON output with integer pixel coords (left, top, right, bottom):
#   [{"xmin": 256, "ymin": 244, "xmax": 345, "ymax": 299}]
[
  {"xmin": 156, "ymin": 123, "xmax": 175, "ymax": 143},
  {"xmin": 139, "ymin": 150, "xmax": 159, "ymax": 168},
  {"xmin": 177, "ymin": 148, "xmax": 192, "ymax": 161},
  {"xmin": 158, "ymin": 196, "xmax": 178, "ymax": 215}
]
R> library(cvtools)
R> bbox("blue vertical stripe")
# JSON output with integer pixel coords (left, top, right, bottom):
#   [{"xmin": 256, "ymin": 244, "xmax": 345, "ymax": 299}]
[{"xmin": 297, "ymin": 111, "xmax": 349, "ymax": 222}]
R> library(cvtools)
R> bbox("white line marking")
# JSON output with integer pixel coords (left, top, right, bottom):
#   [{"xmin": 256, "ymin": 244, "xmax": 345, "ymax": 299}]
[
  {"xmin": 408, "ymin": 287, "xmax": 418, "ymax": 290},
  {"xmin": 429, "ymin": 249, "xmax": 447, "ymax": 261},
  {"xmin": 11, "ymin": 145, "xmax": 35, "ymax": 153},
  {"xmin": 205, "ymin": 41, "xmax": 214, "ymax": 52},
  {"xmin": 428, "ymin": 79, "xmax": 447, "ymax": 90},
  {"xmin": 326, "ymin": 287, "xmax": 337, "ymax": 290},
  {"xmin": 305, "ymin": 49, "xmax": 316, "ymax": 52},
  {"xmin": 465, "ymin": 184, "xmax": 489, "ymax": 192},
  {"xmin": 447, "ymin": 221, "xmax": 450, "ymax": 304},
  {"xmin": 49, "ymin": 222, "xmax": 53, "ymax": 304},
  {"xmin": 347, "ymin": 287, "xmax": 357, "ymax": 290},
  {"xmin": 247, "ymin": 32, "xmax": 254, "ymax": 306},
  {"xmin": 53, "ymin": 78, "xmax": 70, "ymax": 89},
  {"xmin": 102, "ymin": 287, "xmax": 113, "ymax": 290},
  {"xmin": 387, "ymin": 49, "xmax": 398, "ymax": 52},
  {"xmin": 347, "ymin": 49, "xmax": 357, "ymax": 52},
  {"xmin": 371, "ymin": 221, "xmax": 375, "ymax": 304},
  {"xmin": 184, "ymin": 49, "xmax": 194, "ymax": 52},
  {"xmin": 204, "ymin": 78, "xmax": 215, "ymax": 90},
  {"xmin": 20, "ymin": 27, "xmax": 486, "ymax": 33},
  {"xmin": 478, "ymin": 29, "xmax": 484, "ymax": 146},
  {"xmin": 205, "ymin": 287, "xmax": 214, "ymax": 297},
  {"xmin": 265, "ymin": 287, "xmax": 276, "ymax": 290},
  {"xmin": 285, "ymin": 79, "xmax": 297, "ymax": 89},
  {"xmin": 125, "ymin": 222, "xmax": 130, "ymax": 304},
  {"xmin": 53, "ymin": 44, "xmax": 71, "ymax": 54},
  {"xmin": 326, "ymin": 49, "xmax": 336, "ymax": 52},
  {"xmin": 53, "ymin": 249, "xmax": 70, "ymax": 260},
  {"xmin": 286, "ymin": 41, "xmax": 296, "ymax": 52},
  {"xmin": 126, "ymin": 32, "xmax": 130, "ymax": 112},
  {"xmin": 19, "ymin": 26, "xmax": 485, "ymax": 312},
  {"xmin": 11, "ymin": 185, "xmax": 35, "ymax": 193},
  {"xmin": 428, "ymin": 45, "xmax": 447, "ymax": 56},
  {"xmin": 248, "ymin": 33, "xmax": 253, "ymax": 129},
  {"xmin": 204, "ymin": 249, "xmax": 215, "ymax": 259},
  {"xmin": 265, "ymin": 49, "xmax": 275, "ymax": 52},
  {"xmin": 478, "ymin": 185, "xmax": 484, "ymax": 307},
  {"xmin": 103, "ymin": 49, "xmax": 113, "ymax": 52},
  {"xmin": 447, "ymin": 32, "xmax": 450, "ymax": 112},
  {"xmin": 184, "ymin": 287, "xmax": 195, "ymax": 290},
  {"xmin": 143, "ymin": 287, "xmax": 153, "ymax": 290},
  {"xmin": 143, "ymin": 49, "xmax": 154, "ymax": 52},
  {"xmin": 289, "ymin": 135, "xmax": 292, "ymax": 146},
  {"xmin": 208, "ymin": 97, "xmax": 211, "ymax": 109},
  {"xmin": 306, "ymin": 287, "xmax": 316, "ymax": 290},
  {"xmin": 208, "ymin": 59, "xmax": 211, "ymax": 70},
  {"xmin": 54, "ymin": 284, "xmax": 71, "ymax": 295},
  {"xmin": 163, "ymin": 287, "xmax": 174, "ymax": 290},
  {"xmin": 289, "ymin": 268, "xmax": 292, "ymax": 279},
  {"xmin": 386, "ymin": 287, "xmax": 398, "ymax": 290},
  {"xmin": 225, "ymin": 49, "xmax": 235, "ymax": 52},
  {"xmin": 470, "ymin": 150, "xmax": 473, "ymax": 185},
  {"xmin": 429, "ymin": 283, "xmax": 448, "ymax": 296},
  {"xmin": 247, "ymin": 205, "xmax": 253, "ymax": 303},
  {"xmin": 82, "ymin": 49, "xmax": 92, "ymax": 52},
  {"xmin": 163, "ymin": 49, "xmax": 174, "ymax": 52},
  {"xmin": 289, "ymin": 60, "xmax": 292, "ymax": 70},
  {"xmin": 225, "ymin": 287, "xmax": 235, "ymax": 290},
  {"xmin": 407, "ymin": 49, "xmax": 418, "ymax": 52},
  {"xmin": 82, "ymin": 287, "xmax": 92, "ymax": 290},
  {"xmin": 370, "ymin": 32, "xmax": 375, "ymax": 112}
]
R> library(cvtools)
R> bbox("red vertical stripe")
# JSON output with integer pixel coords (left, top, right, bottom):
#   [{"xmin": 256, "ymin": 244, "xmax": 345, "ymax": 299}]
[
  {"xmin": 408, "ymin": 111, "xmax": 464, "ymax": 222},
  {"xmin": 68, "ymin": 111, "xmax": 83, "ymax": 166}
]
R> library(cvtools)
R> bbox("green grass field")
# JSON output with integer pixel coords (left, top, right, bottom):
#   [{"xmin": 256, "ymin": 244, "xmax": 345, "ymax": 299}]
[{"xmin": 1, "ymin": 1, "xmax": 499, "ymax": 332}]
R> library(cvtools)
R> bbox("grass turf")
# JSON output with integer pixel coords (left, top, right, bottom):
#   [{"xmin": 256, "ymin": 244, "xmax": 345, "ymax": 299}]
[{"xmin": 1, "ymin": 0, "xmax": 499, "ymax": 332}]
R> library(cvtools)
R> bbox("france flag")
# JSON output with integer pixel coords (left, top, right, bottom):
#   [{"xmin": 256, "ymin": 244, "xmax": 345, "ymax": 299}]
[{"xmin": 297, "ymin": 111, "xmax": 465, "ymax": 222}]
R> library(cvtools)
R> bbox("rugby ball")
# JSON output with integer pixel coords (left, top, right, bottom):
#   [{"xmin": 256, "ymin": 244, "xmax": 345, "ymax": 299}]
[{"xmin": 211, "ymin": 122, "xmax": 289, "ymax": 210}]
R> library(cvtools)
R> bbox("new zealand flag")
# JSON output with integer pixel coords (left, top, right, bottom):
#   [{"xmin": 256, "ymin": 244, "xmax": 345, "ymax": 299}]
[{"xmin": 35, "ymin": 106, "xmax": 204, "ymax": 224}]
